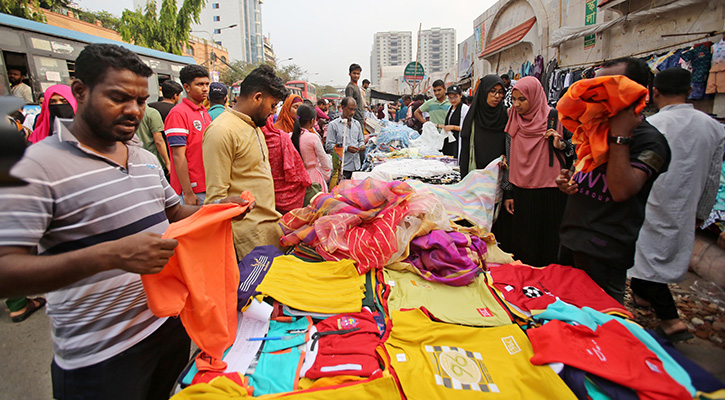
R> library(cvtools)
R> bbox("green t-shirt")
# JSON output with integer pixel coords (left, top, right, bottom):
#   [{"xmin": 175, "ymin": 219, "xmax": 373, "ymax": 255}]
[
  {"xmin": 418, "ymin": 97, "xmax": 451, "ymax": 126},
  {"xmin": 136, "ymin": 106, "xmax": 165, "ymax": 167}
]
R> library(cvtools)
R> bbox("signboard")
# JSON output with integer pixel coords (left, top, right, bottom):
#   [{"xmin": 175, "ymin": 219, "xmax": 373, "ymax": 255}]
[
  {"xmin": 474, "ymin": 22, "xmax": 485, "ymax": 55},
  {"xmin": 584, "ymin": 0, "xmax": 597, "ymax": 49},
  {"xmin": 458, "ymin": 35, "xmax": 476, "ymax": 78},
  {"xmin": 404, "ymin": 62, "xmax": 425, "ymax": 84}
]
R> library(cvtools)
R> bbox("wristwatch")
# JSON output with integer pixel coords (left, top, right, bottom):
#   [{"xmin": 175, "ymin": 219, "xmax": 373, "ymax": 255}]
[{"xmin": 608, "ymin": 136, "xmax": 633, "ymax": 145}]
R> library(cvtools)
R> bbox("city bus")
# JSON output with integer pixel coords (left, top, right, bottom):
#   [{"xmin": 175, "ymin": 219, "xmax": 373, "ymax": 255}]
[
  {"xmin": 0, "ymin": 12, "xmax": 195, "ymax": 103},
  {"xmin": 286, "ymin": 80, "xmax": 316, "ymax": 102}
]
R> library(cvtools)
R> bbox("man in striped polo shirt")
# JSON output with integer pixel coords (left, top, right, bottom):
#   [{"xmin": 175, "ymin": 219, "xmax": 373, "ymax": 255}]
[
  {"xmin": 0, "ymin": 44, "xmax": 250, "ymax": 400},
  {"xmin": 414, "ymin": 79, "xmax": 451, "ymax": 134}
]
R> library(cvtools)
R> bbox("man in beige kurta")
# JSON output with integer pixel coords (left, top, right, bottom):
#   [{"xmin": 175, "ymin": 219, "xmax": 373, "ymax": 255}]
[{"xmin": 203, "ymin": 65, "xmax": 289, "ymax": 258}]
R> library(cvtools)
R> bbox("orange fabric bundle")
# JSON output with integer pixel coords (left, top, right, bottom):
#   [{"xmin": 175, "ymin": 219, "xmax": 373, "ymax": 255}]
[
  {"xmin": 142, "ymin": 195, "xmax": 254, "ymax": 372},
  {"xmin": 556, "ymin": 75, "xmax": 648, "ymax": 173}
]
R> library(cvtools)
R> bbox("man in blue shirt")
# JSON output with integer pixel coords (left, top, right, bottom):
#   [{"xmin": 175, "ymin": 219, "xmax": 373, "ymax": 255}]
[
  {"xmin": 325, "ymin": 96, "xmax": 365, "ymax": 179},
  {"xmin": 207, "ymin": 82, "xmax": 227, "ymax": 120}
]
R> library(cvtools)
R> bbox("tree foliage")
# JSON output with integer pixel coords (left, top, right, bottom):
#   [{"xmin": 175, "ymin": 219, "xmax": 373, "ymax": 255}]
[
  {"xmin": 75, "ymin": 9, "xmax": 121, "ymax": 31},
  {"xmin": 0, "ymin": 0, "xmax": 45, "ymax": 22},
  {"xmin": 314, "ymin": 84, "xmax": 339, "ymax": 96},
  {"xmin": 119, "ymin": 0, "xmax": 205, "ymax": 55},
  {"xmin": 219, "ymin": 60, "xmax": 306, "ymax": 87}
]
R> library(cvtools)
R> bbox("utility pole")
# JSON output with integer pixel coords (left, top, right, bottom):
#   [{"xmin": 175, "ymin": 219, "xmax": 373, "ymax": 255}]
[{"xmin": 413, "ymin": 23, "xmax": 422, "ymax": 95}]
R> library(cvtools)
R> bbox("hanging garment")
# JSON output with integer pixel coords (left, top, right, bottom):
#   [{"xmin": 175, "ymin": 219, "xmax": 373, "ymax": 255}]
[
  {"xmin": 301, "ymin": 311, "xmax": 381, "ymax": 379},
  {"xmin": 383, "ymin": 269, "xmax": 512, "ymax": 327},
  {"xmin": 254, "ymin": 255, "xmax": 365, "ymax": 314},
  {"xmin": 384, "ymin": 309, "xmax": 577, "ymax": 400},
  {"xmin": 248, "ymin": 317, "xmax": 312, "ymax": 396},
  {"xmin": 534, "ymin": 300, "xmax": 696, "ymax": 396},
  {"xmin": 142, "ymin": 201, "xmax": 253, "ymax": 372},
  {"xmin": 528, "ymin": 319, "xmax": 692, "ymax": 400},
  {"xmin": 681, "ymin": 43, "xmax": 713, "ymax": 83},
  {"xmin": 280, "ymin": 178, "xmax": 414, "ymax": 274},
  {"xmin": 706, "ymin": 39, "xmax": 725, "ymax": 94},
  {"xmin": 488, "ymin": 262, "xmax": 632, "ymax": 317},
  {"xmin": 403, "ymin": 230, "xmax": 486, "ymax": 286},
  {"xmin": 237, "ymin": 245, "xmax": 283, "ymax": 310},
  {"xmin": 556, "ymin": 75, "xmax": 649, "ymax": 174},
  {"xmin": 533, "ymin": 55, "xmax": 544, "ymax": 80}
]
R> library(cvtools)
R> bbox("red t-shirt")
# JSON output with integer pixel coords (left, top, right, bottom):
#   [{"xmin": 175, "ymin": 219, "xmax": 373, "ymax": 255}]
[
  {"xmin": 165, "ymin": 98, "xmax": 212, "ymax": 194},
  {"xmin": 488, "ymin": 262, "xmax": 632, "ymax": 317},
  {"xmin": 528, "ymin": 319, "xmax": 691, "ymax": 400}
]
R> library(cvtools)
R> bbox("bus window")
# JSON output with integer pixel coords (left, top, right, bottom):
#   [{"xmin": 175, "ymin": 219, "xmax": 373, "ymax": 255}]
[
  {"xmin": 66, "ymin": 61, "xmax": 75, "ymax": 80},
  {"xmin": 146, "ymin": 73, "xmax": 159, "ymax": 103},
  {"xmin": 31, "ymin": 55, "xmax": 69, "ymax": 94},
  {"xmin": 4, "ymin": 51, "xmax": 33, "ymax": 100}
]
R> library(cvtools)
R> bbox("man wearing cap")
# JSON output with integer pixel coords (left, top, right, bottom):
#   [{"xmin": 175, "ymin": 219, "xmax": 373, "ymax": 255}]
[
  {"xmin": 441, "ymin": 85, "xmax": 469, "ymax": 158},
  {"xmin": 414, "ymin": 79, "xmax": 451, "ymax": 134},
  {"xmin": 629, "ymin": 68, "xmax": 725, "ymax": 341},
  {"xmin": 208, "ymin": 82, "xmax": 228, "ymax": 120}
]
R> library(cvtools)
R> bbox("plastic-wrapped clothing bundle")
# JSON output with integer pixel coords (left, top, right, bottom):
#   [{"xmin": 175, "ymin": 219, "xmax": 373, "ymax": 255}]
[{"xmin": 280, "ymin": 178, "xmax": 414, "ymax": 274}]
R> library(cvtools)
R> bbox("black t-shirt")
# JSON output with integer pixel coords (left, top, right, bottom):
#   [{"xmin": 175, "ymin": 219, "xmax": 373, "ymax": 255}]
[
  {"xmin": 559, "ymin": 120, "xmax": 671, "ymax": 264},
  {"xmin": 148, "ymin": 101, "xmax": 175, "ymax": 124}
]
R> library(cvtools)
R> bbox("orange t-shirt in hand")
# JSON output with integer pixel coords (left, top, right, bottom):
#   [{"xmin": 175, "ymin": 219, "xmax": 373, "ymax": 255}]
[
  {"xmin": 141, "ymin": 193, "xmax": 254, "ymax": 372},
  {"xmin": 556, "ymin": 75, "xmax": 648, "ymax": 174}
]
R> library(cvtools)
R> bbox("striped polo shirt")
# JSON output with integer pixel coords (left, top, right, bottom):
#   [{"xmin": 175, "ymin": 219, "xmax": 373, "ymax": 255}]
[
  {"xmin": 0, "ymin": 122, "xmax": 180, "ymax": 370},
  {"xmin": 418, "ymin": 97, "xmax": 451, "ymax": 127}
]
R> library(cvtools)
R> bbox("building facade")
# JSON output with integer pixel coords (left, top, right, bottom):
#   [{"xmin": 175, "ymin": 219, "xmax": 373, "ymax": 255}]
[
  {"xmin": 182, "ymin": 35, "xmax": 229, "ymax": 77},
  {"xmin": 418, "ymin": 27, "xmax": 456, "ymax": 75},
  {"xmin": 470, "ymin": 0, "xmax": 725, "ymax": 114},
  {"xmin": 133, "ymin": 0, "xmax": 263, "ymax": 63},
  {"xmin": 263, "ymin": 35, "xmax": 275, "ymax": 65},
  {"xmin": 370, "ymin": 31, "xmax": 412, "ymax": 85}
]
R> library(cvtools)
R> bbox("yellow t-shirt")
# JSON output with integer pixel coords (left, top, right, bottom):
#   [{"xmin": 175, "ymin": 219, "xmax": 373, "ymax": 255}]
[
  {"xmin": 384, "ymin": 309, "xmax": 576, "ymax": 400},
  {"xmin": 202, "ymin": 108, "xmax": 283, "ymax": 258},
  {"xmin": 383, "ymin": 269, "xmax": 512, "ymax": 327},
  {"xmin": 255, "ymin": 256, "xmax": 365, "ymax": 314}
]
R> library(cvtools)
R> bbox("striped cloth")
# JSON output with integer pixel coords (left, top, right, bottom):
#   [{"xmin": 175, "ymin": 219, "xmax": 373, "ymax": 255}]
[
  {"xmin": 0, "ymin": 123, "xmax": 178, "ymax": 369},
  {"xmin": 279, "ymin": 178, "xmax": 414, "ymax": 274},
  {"xmin": 408, "ymin": 157, "xmax": 502, "ymax": 231}
]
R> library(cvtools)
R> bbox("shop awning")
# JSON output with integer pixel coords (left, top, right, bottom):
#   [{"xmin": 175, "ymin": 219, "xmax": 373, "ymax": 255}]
[
  {"xmin": 370, "ymin": 89, "xmax": 401, "ymax": 102},
  {"xmin": 479, "ymin": 17, "xmax": 537, "ymax": 58}
]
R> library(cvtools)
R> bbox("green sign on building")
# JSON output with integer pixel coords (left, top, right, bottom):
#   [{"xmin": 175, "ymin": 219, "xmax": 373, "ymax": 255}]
[{"xmin": 585, "ymin": 0, "xmax": 597, "ymax": 49}]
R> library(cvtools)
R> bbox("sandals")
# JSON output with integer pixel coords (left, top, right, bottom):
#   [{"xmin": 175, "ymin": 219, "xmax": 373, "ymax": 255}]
[
  {"xmin": 10, "ymin": 297, "xmax": 46, "ymax": 323},
  {"xmin": 655, "ymin": 327, "xmax": 694, "ymax": 343}
]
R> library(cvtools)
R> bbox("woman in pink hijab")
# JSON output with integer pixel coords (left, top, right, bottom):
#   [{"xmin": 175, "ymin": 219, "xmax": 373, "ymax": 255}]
[
  {"xmin": 503, "ymin": 76, "xmax": 572, "ymax": 267},
  {"xmin": 28, "ymin": 84, "xmax": 77, "ymax": 144}
]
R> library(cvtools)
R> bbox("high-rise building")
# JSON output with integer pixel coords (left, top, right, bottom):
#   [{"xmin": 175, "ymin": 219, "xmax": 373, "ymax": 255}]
[
  {"xmin": 370, "ymin": 31, "xmax": 412, "ymax": 85},
  {"xmin": 132, "ymin": 0, "xmax": 264, "ymax": 64},
  {"xmin": 418, "ymin": 27, "xmax": 456, "ymax": 75}
]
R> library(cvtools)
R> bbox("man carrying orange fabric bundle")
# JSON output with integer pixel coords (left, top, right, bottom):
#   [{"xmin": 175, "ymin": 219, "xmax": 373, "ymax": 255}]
[{"xmin": 556, "ymin": 57, "xmax": 671, "ymax": 304}]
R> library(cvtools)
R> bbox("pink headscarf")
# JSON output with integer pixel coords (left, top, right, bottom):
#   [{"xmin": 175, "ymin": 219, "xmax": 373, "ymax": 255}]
[
  {"xmin": 28, "ymin": 84, "xmax": 77, "ymax": 144},
  {"xmin": 505, "ymin": 76, "xmax": 562, "ymax": 189}
]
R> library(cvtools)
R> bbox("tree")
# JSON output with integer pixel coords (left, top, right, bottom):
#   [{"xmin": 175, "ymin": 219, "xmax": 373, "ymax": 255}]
[
  {"xmin": 219, "ymin": 60, "xmax": 307, "ymax": 87},
  {"xmin": 314, "ymin": 84, "xmax": 339, "ymax": 97},
  {"xmin": 38, "ymin": 0, "xmax": 71, "ymax": 12},
  {"xmin": 0, "ymin": 0, "xmax": 45, "ymax": 22},
  {"xmin": 75, "ymin": 9, "xmax": 122, "ymax": 31},
  {"xmin": 118, "ymin": 0, "xmax": 205, "ymax": 55}
]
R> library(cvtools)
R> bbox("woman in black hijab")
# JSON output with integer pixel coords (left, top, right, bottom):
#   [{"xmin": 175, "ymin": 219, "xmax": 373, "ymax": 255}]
[
  {"xmin": 459, "ymin": 74, "xmax": 512, "ymax": 249},
  {"xmin": 459, "ymin": 75, "xmax": 508, "ymax": 176}
]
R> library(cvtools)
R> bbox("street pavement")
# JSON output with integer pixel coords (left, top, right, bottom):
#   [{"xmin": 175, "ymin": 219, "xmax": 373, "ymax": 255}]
[{"xmin": 1, "ymin": 276, "xmax": 724, "ymax": 399}]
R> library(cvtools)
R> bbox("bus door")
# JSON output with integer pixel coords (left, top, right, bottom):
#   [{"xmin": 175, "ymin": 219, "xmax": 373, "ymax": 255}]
[
  {"xmin": 0, "ymin": 51, "xmax": 11, "ymax": 97},
  {"xmin": 3, "ymin": 51, "xmax": 34, "ymax": 101}
]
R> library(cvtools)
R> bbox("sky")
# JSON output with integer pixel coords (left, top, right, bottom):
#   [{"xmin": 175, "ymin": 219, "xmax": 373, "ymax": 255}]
[{"xmin": 73, "ymin": 0, "xmax": 496, "ymax": 86}]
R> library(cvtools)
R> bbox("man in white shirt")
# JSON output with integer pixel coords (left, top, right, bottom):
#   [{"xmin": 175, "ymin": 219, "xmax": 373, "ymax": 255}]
[{"xmin": 8, "ymin": 67, "xmax": 33, "ymax": 103}]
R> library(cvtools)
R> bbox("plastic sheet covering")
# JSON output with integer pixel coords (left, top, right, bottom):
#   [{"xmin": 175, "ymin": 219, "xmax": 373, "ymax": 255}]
[
  {"xmin": 387, "ymin": 193, "xmax": 451, "ymax": 264},
  {"xmin": 410, "ymin": 121, "xmax": 446, "ymax": 152}
]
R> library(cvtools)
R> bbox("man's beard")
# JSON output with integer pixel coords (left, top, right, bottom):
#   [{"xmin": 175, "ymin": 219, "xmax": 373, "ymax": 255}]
[{"xmin": 81, "ymin": 107, "xmax": 139, "ymax": 142}]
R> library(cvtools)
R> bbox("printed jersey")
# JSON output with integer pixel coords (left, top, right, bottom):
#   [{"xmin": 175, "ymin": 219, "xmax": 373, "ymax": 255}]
[
  {"xmin": 384, "ymin": 309, "xmax": 576, "ymax": 399},
  {"xmin": 383, "ymin": 269, "xmax": 512, "ymax": 327},
  {"xmin": 165, "ymin": 98, "xmax": 212, "ymax": 194},
  {"xmin": 488, "ymin": 262, "xmax": 632, "ymax": 317},
  {"xmin": 528, "ymin": 319, "xmax": 692, "ymax": 400},
  {"xmin": 141, "ymin": 200, "xmax": 252, "ymax": 371}
]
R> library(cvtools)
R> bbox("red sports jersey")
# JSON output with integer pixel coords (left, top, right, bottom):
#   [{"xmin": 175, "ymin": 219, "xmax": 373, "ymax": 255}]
[
  {"xmin": 488, "ymin": 262, "xmax": 631, "ymax": 317},
  {"xmin": 528, "ymin": 319, "xmax": 691, "ymax": 400},
  {"xmin": 165, "ymin": 98, "xmax": 212, "ymax": 194}
]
